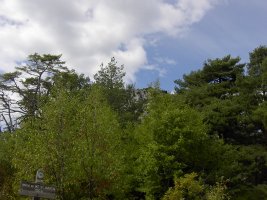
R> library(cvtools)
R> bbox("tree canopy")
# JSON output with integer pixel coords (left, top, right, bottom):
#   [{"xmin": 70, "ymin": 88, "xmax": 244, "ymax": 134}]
[{"xmin": 1, "ymin": 46, "xmax": 267, "ymax": 199}]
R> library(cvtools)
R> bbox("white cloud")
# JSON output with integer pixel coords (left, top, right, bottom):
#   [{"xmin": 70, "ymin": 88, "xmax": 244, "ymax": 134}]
[{"xmin": 0, "ymin": 0, "xmax": 221, "ymax": 82}]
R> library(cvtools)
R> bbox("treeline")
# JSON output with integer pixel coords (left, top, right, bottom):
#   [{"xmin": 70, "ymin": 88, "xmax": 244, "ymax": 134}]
[{"xmin": 0, "ymin": 46, "xmax": 267, "ymax": 199}]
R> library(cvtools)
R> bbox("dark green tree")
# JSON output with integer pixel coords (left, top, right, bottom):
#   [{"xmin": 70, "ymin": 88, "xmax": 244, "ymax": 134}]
[
  {"xmin": 94, "ymin": 57, "xmax": 125, "ymax": 90},
  {"xmin": 236, "ymin": 46, "xmax": 267, "ymax": 143},
  {"xmin": 175, "ymin": 55, "xmax": 244, "ymax": 99},
  {"xmin": 174, "ymin": 55, "xmax": 249, "ymax": 143},
  {"xmin": 94, "ymin": 57, "xmax": 146, "ymax": 126},
  {"xmin": 0, "ymin": 54, "xmax": 68, "ymax": 131}
]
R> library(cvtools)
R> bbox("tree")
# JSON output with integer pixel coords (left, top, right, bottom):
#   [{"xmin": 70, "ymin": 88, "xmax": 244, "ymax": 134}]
[
  {"xmin": 12, "ymin": 85, "xmax": 123, "ymax": 199},
  {"xmin": 174, "ymin": 70, "xmax": 204, "ymax": 93},
  {"xmin": 94, "ymin": 57, "xmax": 126, "ymax": 116},
  {"xmin": 0, "ymin": 133, "xmax": 15, "ymax": 199},
  {"xmin": 51, "ymin": 70, "xmax": 91, "ymax": 95},
  {"xmin": 71, "ymin": 85, "xmax": 123, "ymax": 199},
  {"xmin": 0, "ymin": 53, "xmax": 68, "ymax": 131},
  {"xmin": 94, "ymin": 57, "xmax": 125, "ymax": 90},
  {"xmin": 133, "ymin": 93, "xmax": 226, "ymax": 199},
  {"xmin": 162, "ymin": 173, "xmax": 229, "ymax": 200},
  {"xmin": 94, "ymin": 57, "xmax": 146, "ymax": 126},
  {"xmin": 246, "ymin": 46, "xmax": 267, "ymax": 101},
  {"xmin": 202, "ymin": 97, "xmax": 263, "ymax": 144},
  {"xmin": 248, "ymin": 46, "xmax": 267, "ymax": 77},
  {"xmin": 175, "ymin": 55, "xmax": 244, "ymax": 98},
  {"xmin": 162, "ymin": 173, "xmax": 204, "ymax": 200},
  {"xmin": 234, "ymin": 47, "xmax": 267, "ymax": 140},
  {"xmin": 173, "ymin": 55, "xmax": 265, "ymax": 144}
]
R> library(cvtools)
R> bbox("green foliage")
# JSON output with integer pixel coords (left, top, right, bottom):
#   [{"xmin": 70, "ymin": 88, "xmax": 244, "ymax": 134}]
[
  {"xmin": 133, "ymin": 93, "xmax": 229, "ymax": 199},
  {"xmin": 162, "ymin": 173, "xmax": 204, "ymax": 200},
  {"xmin": 12, "ymin": 85, "xmax": 123, "ymax": 199},
  {"xmin": 202, "ymin": 55, "xmax": 243, "ymax": 85},
  {"xmin": 2, "ymin": 47, "xmax": 267, "ymax": 199},
  {"xmin": 245, "ymin": 46, "xmax": 267, "ymax": 104},
  {"xmin": 174, "ymin": 54, "xmax": 267, "ymax": 144},
  {"xmin": 0, "ymin": 133, "xmax": 15, "ymax": 199},
  {"xmin": 94, "ymin": 57, "xmax": 125, "ymax": 90},
  {"xmin": 94, "ymin": 57, "xmax": 146, "ymax": 126},
  {"xmin": 70, "ymin": 85, "xmax": 123, "ymax": 199},
  {"xmin": 253, "ymin": 101, "xmax": 267, "ymax": 131},
  {"xmin": 234, "ymin": 184, "xmax": 267, "ymax": 200},
  {"xmin": 206, "ymin": 182, "xmax": 229, "ymax": 200},
  {"xmin": 0, "ymin": 53, "xmax": 69, "ymax": 132},
  {"xmin": 175, "ymin": 55, "xmax": 244, "ymax": 96},
  {"xmin": 248, "ymin": 45, "xmax": 267, "ymax": 77},
  {"xmin": 162, "ymin": 173, "xmax": 229, "ymax": 200},
  {"xmin": 202, "ymin": 98, "xmax": 262, "ymax": 144},
  {"xmin": 52, "ymin": 70, "xmax": 91, "ymax": 94}
]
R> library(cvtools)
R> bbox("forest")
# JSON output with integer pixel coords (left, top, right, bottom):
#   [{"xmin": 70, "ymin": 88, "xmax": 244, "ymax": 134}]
[{"xmin": 0, "ymin": 45, "xmax": 267, "ymax": 199}]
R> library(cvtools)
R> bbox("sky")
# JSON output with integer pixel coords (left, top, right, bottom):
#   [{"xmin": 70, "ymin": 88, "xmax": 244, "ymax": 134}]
[{"xmin": 0, "ymin": 0, "xmax": 266, "ymax": 91}]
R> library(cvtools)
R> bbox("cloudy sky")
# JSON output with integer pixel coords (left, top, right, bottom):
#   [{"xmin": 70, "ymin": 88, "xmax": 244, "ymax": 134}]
[{"xmin": 0, "ymin": 0, "xmax": 266, "ymax": 91}]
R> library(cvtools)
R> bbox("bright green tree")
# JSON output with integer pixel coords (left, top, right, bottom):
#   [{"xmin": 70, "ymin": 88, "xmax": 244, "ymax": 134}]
[
  {"xmin": 133, "ymin": 93, "xmax": 226, "ymax": 199},
  {"xmin": 12, "ymin": 85, "xmax": 123, "ymax": 199},
  {"xmin": 163, "ymin": 173, "xmax": 229, "ymax": 200}
]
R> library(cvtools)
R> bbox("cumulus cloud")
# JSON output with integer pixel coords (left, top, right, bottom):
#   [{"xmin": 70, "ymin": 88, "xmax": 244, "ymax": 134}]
[{"xmin": 0, "ymin": 0, "xmax": 221, "ymax": 82}]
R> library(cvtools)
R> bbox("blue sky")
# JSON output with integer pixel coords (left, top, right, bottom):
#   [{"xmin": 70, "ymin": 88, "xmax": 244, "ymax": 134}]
[
  {"xmin": 0, "ymin": 0, "xmax": 266, "ymax": 91},
  {"xmin": 136, "ymin": 0, "xmax": 267, "ymax": 91}
]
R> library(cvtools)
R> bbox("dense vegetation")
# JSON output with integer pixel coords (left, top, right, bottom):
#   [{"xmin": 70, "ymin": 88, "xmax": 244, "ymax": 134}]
[{"xmin": 0, "ymin": 46, "xmax": 267, "ymax": 199}]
